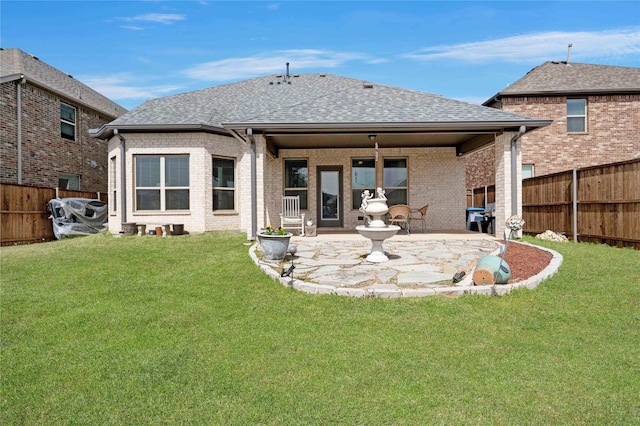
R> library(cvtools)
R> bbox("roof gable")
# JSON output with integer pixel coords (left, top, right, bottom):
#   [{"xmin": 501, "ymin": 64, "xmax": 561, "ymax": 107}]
[{"xmin": 0, "ymin": 48, "xmax": 127, "ymax": 118}]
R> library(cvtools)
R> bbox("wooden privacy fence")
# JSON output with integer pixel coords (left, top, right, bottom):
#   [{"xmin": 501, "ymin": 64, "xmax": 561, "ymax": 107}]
[
  {"xmin": 522, "ymin": 159, "xmax": 639, "ymax": 249},
  {"xmin": 0, "ymin": 183, "xmax": 107, "ymax": 246}
]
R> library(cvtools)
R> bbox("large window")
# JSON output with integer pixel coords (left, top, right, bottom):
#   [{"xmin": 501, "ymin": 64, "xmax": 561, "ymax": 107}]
[
  {"xmin": 60, "ymin": 102, "xmax": 76, "ymax": 141},
  {"xmin": 383, "ymin": 158, "xmax": 408, "ymax": 205},
  {"xmin": 567, "ymin": 99, "xmax": 587, "ymax": 133},
  {"xmin": 59, "ymin": 173, "xmax": 80, "ymax": 190},
  {"xmin": 352, "ymin": 158, "xmax": 375, "ymax": 209},
  {"xmin": 213, "ymin": 157, "xmax": 235, "ymax": 211},
  {"xmin": 135, "ymin": 155, "xmax": 189, "ymax": 211},
  {"xmin": 284, "ymin": 159, "xmax": 308, "ymax": 209}
]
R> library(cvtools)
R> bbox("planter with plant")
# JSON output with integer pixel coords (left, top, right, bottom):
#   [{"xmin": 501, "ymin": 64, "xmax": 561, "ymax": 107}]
[{"xmin": 257, "ymin": 226, "xmax": 293, "ymax": 261}]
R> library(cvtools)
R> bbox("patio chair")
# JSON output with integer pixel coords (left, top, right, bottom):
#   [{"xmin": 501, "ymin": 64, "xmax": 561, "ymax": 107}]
[
  {"xmin": 410, "ymin": 205, "xmax": 429, "ymax": 232},
  {"xmin": 388, "ymin": 204, "xmax": 412, "ymax": 235},
  {"xmin": 280, "ymin": 195, "xmax": 305, "ymax": 236}
]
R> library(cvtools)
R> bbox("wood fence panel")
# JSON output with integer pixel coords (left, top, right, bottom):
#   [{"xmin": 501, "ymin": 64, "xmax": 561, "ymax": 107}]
[
  {"xmin": 1, "ymin": 183, "xmax": 107, "ymax": 246},
  {"xmin": 522, "ymin": 171, "xmax": 574, "ymax": 237},
  {"xmin": 522, "ymin": 159, "xmax": 639, "ymax": 249}
]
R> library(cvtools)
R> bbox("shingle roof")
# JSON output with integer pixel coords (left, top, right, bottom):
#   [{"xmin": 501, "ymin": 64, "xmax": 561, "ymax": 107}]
[
  {"xmin": 494, "ymin": 61, "xmax": 640, "ymax": 97},
  {"xmin": 0, "ymin": 48, "xmax": 127, "ymax": 118},
  {"xmin": 108, "ymin": 73, "xmax": 540, "ymax": 130}
]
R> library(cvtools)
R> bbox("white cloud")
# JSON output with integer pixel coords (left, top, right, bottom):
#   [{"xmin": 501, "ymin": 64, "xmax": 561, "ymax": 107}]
[
  {"xmin": 79, "ymin": 74, "xmax": 182, "ymax": 101},
  {"xmin": 404, "ymin": 28, "xmax": 640, "ymax": 63},
  {"xmin": 122, "ymin": 13, "xmax": 186, "ymax": 25},
  {"xmin": 183, "ymin": 49, "xmax": 369, "ymax": 81}
]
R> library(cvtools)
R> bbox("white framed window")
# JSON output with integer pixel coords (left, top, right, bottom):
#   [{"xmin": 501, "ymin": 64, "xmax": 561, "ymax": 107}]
[
  {"xmin": 59, "ymin": 173, "xmax": 80, "ymax": 190},
  {"xmin": 213, "ymin": 157, "xmax": 236, "ymax": 211},
  {"xmin": 383, "ymin": 158, "xmax": 408, "ymax": 205},
  {"xmin": 284, "ymin": 159, "xmax": 308, "ymax": 209},
  {"xmin": 60, "ymin": 102, "xmax": 76, "ymax": 141},
  {"xmin": 567, "ymin": 99, "xmax": 587, "ymax": 133},
  {"xmin": 522, "ymin": 164, "xmax": 535, "ymax": 179},
  {"xmin": 135, "ymin": 155, "xmax": 189, "ymax": 211},
  {"xmin": 351, "ymin": 158, "xmax": 375, "ymax": 210}
]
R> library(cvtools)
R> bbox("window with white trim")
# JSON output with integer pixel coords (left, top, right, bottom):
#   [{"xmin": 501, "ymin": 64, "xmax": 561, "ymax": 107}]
[
  {"xmin": 351, "ymin": 158, "xmax": 375, "ymax": 209},
  {"xmin": 522, "ymin": 164, "xmax": 535, "ymax": 179},
  {"xmin": 60, "ymin": 102, "xmax": 76, "ymax": 141},
  {"xmin": 284, "ymin": 159, "xmax": 308, "ymax": 209},
  {"xmin": 213, "ymin": 157, "xmax": 236, "ymax": 211},
  {"xmin": 383, "ymin": 158, "xmax": 408, "ymax": 205},
  {"xmin": 59, "ymin": 173, "xmax": 80, "ymax": 190},
  {"xmin": 135, "ymin": 155, "xmax": 189, "ymax": 211},
  {"xmin": 567, "ymin": 99, "xmax": 587, "ymax": 133}
]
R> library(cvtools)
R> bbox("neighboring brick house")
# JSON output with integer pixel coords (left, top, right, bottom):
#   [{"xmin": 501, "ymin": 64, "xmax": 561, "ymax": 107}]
[
  {"xmin": 90, "ymin": 71, "xmax": 550, "ymax": 239},
  {"xmin": 465, "ymin": 61, "xmax": 640, "ymax": 191},
  {"xmin": 1, "ymin": 48, "xmax": 127, "ymax": 192}
]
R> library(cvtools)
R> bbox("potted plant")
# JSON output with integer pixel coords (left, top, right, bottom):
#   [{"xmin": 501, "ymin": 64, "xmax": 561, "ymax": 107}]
[{"xmin": 257, "ymin": 226, "xmax": 293, "ymax": 261}]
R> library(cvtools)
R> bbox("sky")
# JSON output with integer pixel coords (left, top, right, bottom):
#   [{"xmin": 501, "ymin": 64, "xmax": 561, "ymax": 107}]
[{"xmin": 2, "ymin": 1, "xmax": 639, "ymax": 111}]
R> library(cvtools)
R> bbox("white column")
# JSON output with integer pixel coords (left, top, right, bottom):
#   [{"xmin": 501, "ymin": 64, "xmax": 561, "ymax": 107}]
[{"xmin": 494, "ymin": 131, "xmax": 522, "ymax": 238}]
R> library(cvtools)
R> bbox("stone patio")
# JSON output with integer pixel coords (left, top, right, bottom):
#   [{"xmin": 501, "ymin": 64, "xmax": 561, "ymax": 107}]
[{"xmin": 249, "ymin": 232, "xmax": 563, "ymax": 298}]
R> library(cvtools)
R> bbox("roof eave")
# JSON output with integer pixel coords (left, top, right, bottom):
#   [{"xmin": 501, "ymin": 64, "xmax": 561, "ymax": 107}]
[
  {"xmin": 486, "ymin": 87, "xmax": 640, "ymax": 104},
  {"xmin": 89, "ymin": 123, "xmax": 229, "ymax": 139},
  {"xmin": 224, "ymin": 120, "xmax": 552, "ymax": 132},
  {"xmin": 19, "ymin": 76, "xmax": 126, "ymax": 118}
]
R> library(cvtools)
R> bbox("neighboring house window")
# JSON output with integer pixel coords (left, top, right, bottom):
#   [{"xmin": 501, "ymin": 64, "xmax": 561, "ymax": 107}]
[
  {"xmin": 135, "ymin": 155, "xmax": 190, "ymax": 211},
  {"xmin": 60, "ymin": 102, "xmax": 76, "ymax": 141},
  {"xmin": 522, "ymin": 164, "xmax": 535, "ymax": 179},
  {"xmin": 59, "ymin": 173, "xmax": 80, "ymax": 190},
  {"xmin": 213, "ymin": 157, "xmax": 235, "ymax": 211},
  {"xmin": 352, "ymin": 158, "xmax": 375, "ymax": 209},
  {"xmin": 567, "ymin": 99, "xmax": 587, "ymax": 133},
  {"xmin": 284, "ymin": 159, "xmax": 308, "ymax": 209},
  {"xmin": 110, "ymin": 156, "xmax": 117, "ymax": 212},
  {"xmin": 383, "ymin": 158, "xmax": 408, "ymax": 205}
]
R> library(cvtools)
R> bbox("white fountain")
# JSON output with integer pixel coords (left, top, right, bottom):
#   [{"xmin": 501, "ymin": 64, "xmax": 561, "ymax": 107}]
[{"xmin": 355, "ymin": 188, "xmax": 400, "ymax": 262}]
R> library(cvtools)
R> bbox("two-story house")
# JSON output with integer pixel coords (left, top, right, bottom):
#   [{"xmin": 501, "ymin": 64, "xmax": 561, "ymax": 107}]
[
  {"xmin": 1, "ymin": 48, "xmax": 127, "ymax": 193},
  {"xmin": 465, "ymin": 61, "xmax": 640, "ymax": 191}
]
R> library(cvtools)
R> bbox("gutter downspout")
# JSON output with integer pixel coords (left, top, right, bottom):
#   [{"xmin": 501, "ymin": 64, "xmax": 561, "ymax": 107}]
[
  {"xmin": 246, "ymin": 128, "xmax": 257, "ymax": 240},
  {"xmin": 511, "ymin": 125, "xmax": 526, "ymax": 217},
  {"xmin": 114, "ymin": 129, "xmax": 127, "ymax": 223},
  {"xmin": 17, "ymin": 75, "xmax": 25, "ymax": 184}
]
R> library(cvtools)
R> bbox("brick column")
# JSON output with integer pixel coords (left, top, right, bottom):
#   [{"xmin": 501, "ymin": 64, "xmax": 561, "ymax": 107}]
[{"xmin": 494, "ymin": 131, "xmax": 522, "ymax": 238}]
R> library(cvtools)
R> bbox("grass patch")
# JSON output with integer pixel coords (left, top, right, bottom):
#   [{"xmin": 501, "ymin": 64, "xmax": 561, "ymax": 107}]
[{"xmin": 2, "ymin": 232, "xmax": 639, "ymax": 424}]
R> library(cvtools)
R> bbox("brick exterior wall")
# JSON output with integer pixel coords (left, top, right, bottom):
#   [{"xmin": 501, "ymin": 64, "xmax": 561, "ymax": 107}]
[
  {"xmin": 465, "ymin": 94, "xmax": 640, "ymax": 189},
  {"xmin": 108, "ymin": 133, "xmax": 469, "ymax": 237},
  {"xmin": 1, "ymin": 80, "xmax": 117, "ymax": 192},
  {"xmin": 107, "ymin": 132, "xmax": 252, "ymax": 236}
]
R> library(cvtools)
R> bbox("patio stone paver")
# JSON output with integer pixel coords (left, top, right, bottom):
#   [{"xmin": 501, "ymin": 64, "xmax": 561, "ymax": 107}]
[{"xmin": 249, "ymin": 232, "xmax": 563, "ymax": 298}]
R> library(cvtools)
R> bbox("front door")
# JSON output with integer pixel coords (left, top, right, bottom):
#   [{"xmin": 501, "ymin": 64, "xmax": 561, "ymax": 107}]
[{"xmin": 317, "ymin": 166, "xmax": 343, "ymax": 228}]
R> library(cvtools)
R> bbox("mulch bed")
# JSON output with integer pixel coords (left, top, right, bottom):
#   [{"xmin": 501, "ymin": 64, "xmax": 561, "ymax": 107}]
[{"xmin": 501, "ymin": 240, "xmax": 554, "ymax": 282}]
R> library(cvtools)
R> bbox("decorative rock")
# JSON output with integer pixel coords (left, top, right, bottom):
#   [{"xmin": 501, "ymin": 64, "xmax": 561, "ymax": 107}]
[{"xmin": 535, "ymin": 230, "xmax": 569, "ymax": 242}]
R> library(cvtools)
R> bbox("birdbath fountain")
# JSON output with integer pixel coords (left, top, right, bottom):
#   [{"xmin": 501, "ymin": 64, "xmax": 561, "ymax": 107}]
[{"xmin": 355, "ymin": 188, "xmax": 400, "ymax": 262}]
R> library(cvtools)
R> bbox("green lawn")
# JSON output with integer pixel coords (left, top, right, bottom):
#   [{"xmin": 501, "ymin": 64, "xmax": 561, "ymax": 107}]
[{"xmin": 1, "ymin": 232, "xmax": 639, "ymax": 425}]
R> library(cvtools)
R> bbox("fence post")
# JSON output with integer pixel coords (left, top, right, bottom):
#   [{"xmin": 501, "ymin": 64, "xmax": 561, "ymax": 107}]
[{"xmin": 573, "ymin": 168, "xmax": 578, "ymax": 243}]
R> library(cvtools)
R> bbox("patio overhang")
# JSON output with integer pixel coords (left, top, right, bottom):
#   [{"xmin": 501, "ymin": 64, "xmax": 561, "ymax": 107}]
[{"xmin": 225, "ymin": 120, "xmax": 552, "ymax": 158}]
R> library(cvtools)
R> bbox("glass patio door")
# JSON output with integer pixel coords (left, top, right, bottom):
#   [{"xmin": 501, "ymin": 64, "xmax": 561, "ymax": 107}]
[{"xmin": 317, "ymin": 167, "xmax": 343, "ymax": 228}]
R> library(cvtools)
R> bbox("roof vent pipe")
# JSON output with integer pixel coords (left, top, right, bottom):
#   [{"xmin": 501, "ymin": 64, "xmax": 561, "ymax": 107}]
[
  {"xmin": 566, "ymin": 44, "xmax": 572, "ymax": 64},
  {"xmin": 286, "ymin": 62, "xmax": 290, "ymax": 78}
]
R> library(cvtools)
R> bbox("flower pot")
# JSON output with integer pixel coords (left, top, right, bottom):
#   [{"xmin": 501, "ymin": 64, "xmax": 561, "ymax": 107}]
[{"xmin": 257, "ymin": 233, "xmax": 292, "ymax": 261}]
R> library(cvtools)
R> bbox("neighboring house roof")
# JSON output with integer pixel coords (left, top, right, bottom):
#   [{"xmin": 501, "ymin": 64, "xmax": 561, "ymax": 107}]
[
  {"xmin": 95, "ymin": 73, "xmax": 547, "ymax": 140},
  {"xmin": 0, "ymin": 48, "xmax": 127, "ymax": 118},
  {"xmin": 485, "ymin": 61, "xmax": 640, "ymax": 104}
]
